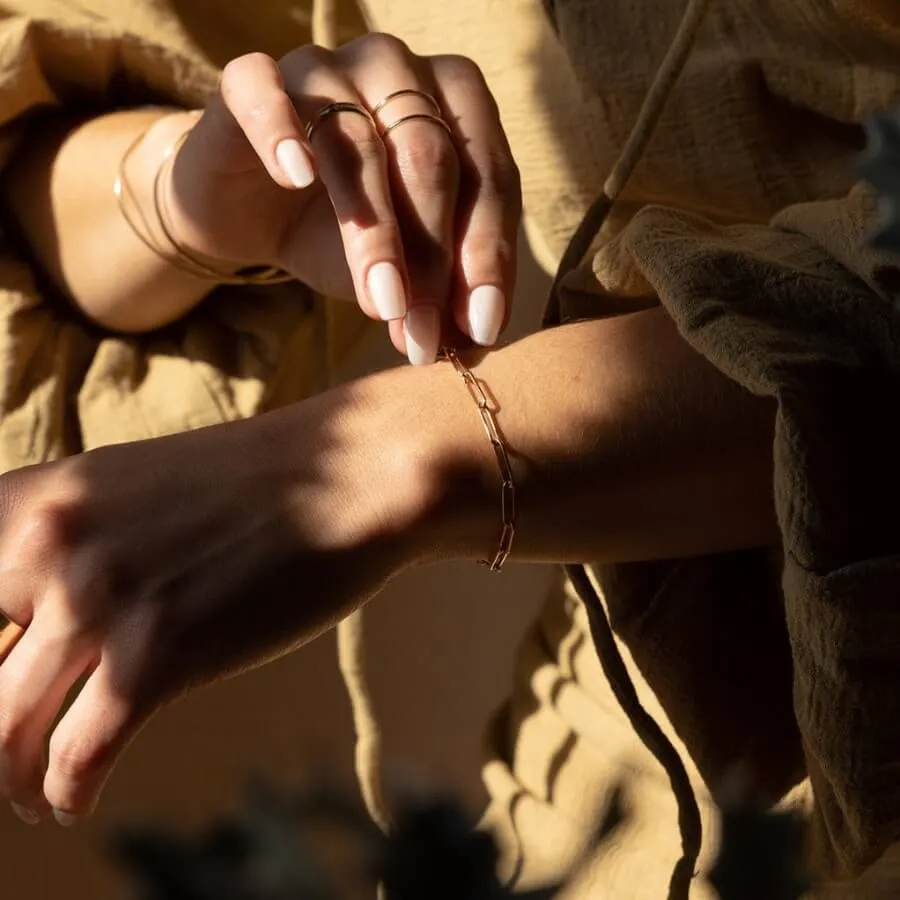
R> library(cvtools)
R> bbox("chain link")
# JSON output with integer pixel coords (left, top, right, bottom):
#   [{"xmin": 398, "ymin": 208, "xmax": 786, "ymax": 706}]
[{"xmin": 441, "ymin": 348, "xmax": 516, "ymax": 571}]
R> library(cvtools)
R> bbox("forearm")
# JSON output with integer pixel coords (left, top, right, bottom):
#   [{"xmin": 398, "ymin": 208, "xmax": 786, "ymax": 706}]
[
  {"xmin": 374, "ymin": 308, "xmax": 778, "ymax": 565},
  {"xmin": 2, "ymin": 108, "xmax": 223, "ymax": 333}
]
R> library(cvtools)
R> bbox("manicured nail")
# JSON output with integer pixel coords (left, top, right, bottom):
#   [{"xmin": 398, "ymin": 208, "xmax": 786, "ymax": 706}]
[
  {"xmin": 11, "ymin": 803, "xmax": 39, "ymax": 825},
  {"xmin": 467, "ymin": 285, "xmax": 505, "ymax": 346},
  {"xmin": 54, "ymin": 809, "xmax": 78, "ymax": 827},
  {"xmin": 367, "ymin": 262, "xmax": 407, "ymax": 320},
  {"xmin": 275, "ymin": 138, "xmax": 315, "ymax": 188},
  {"xmin": 404, "ymin": 305, "xmax": 441, "ymax": 366}
]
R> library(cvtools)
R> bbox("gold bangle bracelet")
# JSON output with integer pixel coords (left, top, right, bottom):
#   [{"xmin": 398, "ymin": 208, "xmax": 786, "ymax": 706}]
[
  {"xmin": 152, "ymin": 132, "xmax": 295, "ymax": 286},
  {"xmin": 441, "ymin": 347, "xmax": 516, "ymax": 571},
  {"xmin": 114, "ymin": 116, "xmax": 230, "ymax": 281},
  {"xmin": 114, "ymin": 116, "xmax": 294, "ymax": 286}
]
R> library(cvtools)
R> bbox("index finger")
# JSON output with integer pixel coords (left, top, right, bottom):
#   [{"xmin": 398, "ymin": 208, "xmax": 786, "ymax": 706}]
[{"xmin": 430, "ymin": 56, "xmax": 522, "ymax": 348}]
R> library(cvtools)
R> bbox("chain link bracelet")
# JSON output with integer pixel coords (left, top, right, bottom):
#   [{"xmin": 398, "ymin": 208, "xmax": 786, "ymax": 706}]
[{"xmin": 440, "ymin": 348, "xmax": 516, "ymax": 571}]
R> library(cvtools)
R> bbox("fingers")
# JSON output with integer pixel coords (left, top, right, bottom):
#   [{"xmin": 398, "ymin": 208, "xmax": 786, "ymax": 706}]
[
  {"xmin": 218, "ymin": 53, "xmax": 316, "ymax": 190},
  {"xmin": 216, "ymin": 43, "xmax": 517, "ymax": 362},
  {"xmin": 276, "ymin": 47, "xmax": 414, "ymax": 329},
  {"xmin": 339, "ymin": 35, "xmax": 460, "ymax": 365},
  {"xmin": 44, "ymin": 656, "xmax": 151, "ymax": 821},
  {"xmin": 0, "ymin": 603, "xmax": 94, "ymax": 823},
  {"xmin": 0, "ymin": 492, "xmax": 142, "ymax": 825},
  {"xmin": 219, "ymin": 49, "xmax": 413, "ymax": 329},
  {"xmin": 432, "ymin": 55, "xmax": 521, "ymax": 347}
]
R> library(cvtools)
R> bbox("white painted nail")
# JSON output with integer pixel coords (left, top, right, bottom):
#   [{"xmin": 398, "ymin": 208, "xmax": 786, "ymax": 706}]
[
  {"xmin": 367, "ymin": 262, "xmax": 407, "ymax": 320},
  {"xmin": 11, "ymin": 803, "xmax": 39, "ymax": 825},
  {"xmin": 275, "ymin": 138, "xmax": 315, "ymax": 189},
  {"xmin": 404, "ymin": 305, "xmax": 441, "ymax": 366},
  {"xmin": 467, "ymin": 285, "xmax": 505, "ymax": 346},
  {"xmin": 54, "ymin": 810, "xmax": 79, "ymax": 827}
]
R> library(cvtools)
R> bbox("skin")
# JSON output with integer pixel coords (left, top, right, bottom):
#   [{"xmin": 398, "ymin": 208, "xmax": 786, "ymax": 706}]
[
  {"xmin": 5, "ymin": 36, "xmax": 518, "ymax": 359},
  {"xmin": 0, "ymin": 35, "xmax": 778, "ymax": 824}
]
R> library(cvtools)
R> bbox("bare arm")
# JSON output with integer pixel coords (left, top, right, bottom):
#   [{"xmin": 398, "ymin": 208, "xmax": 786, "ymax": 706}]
[
  {"xmin": 0, "ymin": 296, "xmax": 776, "ymax": 821},
  {"xmin": 2, "ymin": 108, "xmax": 225, "ymax": 333},
  {"xmin": 395, "ymin": 307, "xmax": 778, "ymax": 564}
]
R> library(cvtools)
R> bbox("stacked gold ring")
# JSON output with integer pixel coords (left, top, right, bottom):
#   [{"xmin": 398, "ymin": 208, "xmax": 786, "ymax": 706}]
[
  {"xmin": 371, "ymin": 88, "xmax": 441, "ymax": 117},
  {"xmin": 306, "ymin": 90, "xmax": 452, "ymax": 143},
  {"xmin": 372, "ymin": 89, "xmax": 452, "ymax": 140},
  {"xmin": 380, "ymin": 112, "xmax": 452, "ymax": 139}
]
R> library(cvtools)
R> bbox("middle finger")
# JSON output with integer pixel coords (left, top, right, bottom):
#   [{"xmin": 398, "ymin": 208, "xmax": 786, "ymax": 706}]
[
  {"xmin": 338, "ymin": 34, "xmax": 460, "ymax": 366},
  {"xmin": 278, "ymin": 47, "xmax": 411, "ymax": 332}
]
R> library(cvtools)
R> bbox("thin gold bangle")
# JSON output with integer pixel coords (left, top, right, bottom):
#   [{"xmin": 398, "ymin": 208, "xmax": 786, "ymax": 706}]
[
  {"xmin": 113, "ymin": 129, "xmax": 185, "ymax": 263},
  {"xmin": 441, "ymin": 347, "xmax": 516, "ymax": 571},
  {"xmin": 114, "ymin": 117, "xmax": 294, "ymax": 286},
  {"xmin": 152, "ymin": 132, "xmax": 294, "ymax": 285},
  {"xmin": 114, "ymin": 116, "xmax": 232, "ymax": 281}
]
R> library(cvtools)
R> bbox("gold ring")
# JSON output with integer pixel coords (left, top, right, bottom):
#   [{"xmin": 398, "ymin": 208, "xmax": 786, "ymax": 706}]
[
  {"xmin": 379, "ymin": 112, "xmax": 453, "ymax": 140},
  {"xmin": 371, "ymin": 88, "xmax": 442, "ymax": 118},
  {"xmin": 306, "ymin": 101, "xmax": 374, "ymax": 141}
]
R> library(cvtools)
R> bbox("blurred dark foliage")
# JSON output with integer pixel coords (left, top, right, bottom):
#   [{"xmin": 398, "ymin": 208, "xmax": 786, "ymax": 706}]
[
  {"xmin": 860, "ymin": 108, "xmax": 900, "ymax": 254},
  {"xmin": 111, "ymin": 774, "xmax": 810, "ymax": 900}
]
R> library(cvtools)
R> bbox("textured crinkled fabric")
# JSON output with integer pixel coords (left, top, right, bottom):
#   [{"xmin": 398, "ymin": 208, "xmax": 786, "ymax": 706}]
[{"xmin": 0, "ymin": 0, "xmax": 373, "ymax": 473}]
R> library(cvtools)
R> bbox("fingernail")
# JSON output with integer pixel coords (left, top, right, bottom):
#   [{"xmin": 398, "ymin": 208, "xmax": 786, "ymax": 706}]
[
  {"xmin": 275, "ymin": 138, "xmax": 315, "ymax": 189},
  {"xmin": 367, "ymin": 262, "xmax": 407, "ymax": 320},
  {"xmin": 467, "ymin": 285, "xmax": 505, "ymax": 346},
  {"xmin": 11, "ymin": 803, "xmax": 39, "ymax": 825},
  {"xmin": 404, "ymin": 305, "xmax": 441, "ymax": 366},
  {"xmin": 54, "ymin": 809, "xmax": 78, "ymax": 827}
]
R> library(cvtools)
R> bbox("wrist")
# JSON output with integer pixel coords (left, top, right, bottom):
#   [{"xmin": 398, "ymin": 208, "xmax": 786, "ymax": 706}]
[
  {"xmin": 354, "ymin": 355, "xmax": 513, "ymax": 568},
  {"xmin": 266, "ymin": 350, "xmax": 520, "ymax": 574},
  {"xmin": 142, "ymin": 115, "xmax": 249, "ymax": 277}
]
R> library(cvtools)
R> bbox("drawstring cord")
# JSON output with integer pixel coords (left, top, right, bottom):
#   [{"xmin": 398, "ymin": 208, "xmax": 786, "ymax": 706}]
[
  {"xmin": 322, "ymin": 0, "xmax": 713, "ymax": 896},
  {"xmin": 549, "ymin": 1, "xmax": 713, "ymax": 897}
]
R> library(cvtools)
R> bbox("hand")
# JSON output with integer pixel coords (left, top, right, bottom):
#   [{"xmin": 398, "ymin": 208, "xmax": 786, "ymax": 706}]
[
  {"xmin": 0, "ymin": 382, "xmax": 440, "ymax": 825},
  {"xmin": 167, "ymin": 35, "xmax": 522, "ymax": 365}
]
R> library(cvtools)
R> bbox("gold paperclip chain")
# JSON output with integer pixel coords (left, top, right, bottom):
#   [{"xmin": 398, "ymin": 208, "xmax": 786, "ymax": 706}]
[{"xmin": 440, "ymin": 348, "xmax": 516, "ymax": 571}]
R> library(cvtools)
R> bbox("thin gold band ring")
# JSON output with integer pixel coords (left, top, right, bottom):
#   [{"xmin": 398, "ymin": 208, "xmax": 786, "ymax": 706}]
[
  {"xmin": 379, "ymin": 112, "xmax": 453, "ymax": 140},
  {"xmin": 371, "ymin": 88, "xmax": 442, "ymax": 118},
  {"xmin": 305, "ymin": 101, "xmax": 374, "ymax": 141}
]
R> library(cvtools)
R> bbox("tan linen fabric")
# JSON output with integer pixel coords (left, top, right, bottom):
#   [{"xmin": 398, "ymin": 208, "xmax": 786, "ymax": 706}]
[
  {"xmin": 0, "ymin": 0, "xmax": 373, "ymax": 473},
  {"xmin": 5, "ymin": 0, "xmax": 900, "ymax": 893},
  {"xmin": 360, "ymin": 0, "xmax": 900, "ymax": 891}
]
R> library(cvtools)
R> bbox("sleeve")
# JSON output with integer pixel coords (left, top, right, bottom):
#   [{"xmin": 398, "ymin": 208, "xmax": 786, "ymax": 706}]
[
  {"xmin": 0, "ymin": 0, "xmax": 372, "ymax": 472},
  {"xmin": 559, "ymin": 180, "xmax": 900, "ymax": 879},
  {"xmin": 0, "ymin": 0, "xmax": 222, "ymax": 169}
]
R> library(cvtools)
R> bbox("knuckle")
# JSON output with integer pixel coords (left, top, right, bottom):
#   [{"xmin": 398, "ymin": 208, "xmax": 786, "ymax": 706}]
[
  {"xmin": 0, "ymin": 709, "xmax": 26, "ymax": 753},
  {"xmin": 393, "ymin": 129, "xmax": 457, "ymax": 189},
  {"xmin": 3, "ymin": 502, "xmax": 72, "ymax": 568},
  {"xmin": 345, "ymin": 222, "xmax": 402, "ymax": 264},
  {"xmin": 354, "ymin": 130, "xmax": 386, "ymax": 166},
  {"xmin": 279, "ymin": 43, "xmax": 332, "ymax": 77},
  {"xmin": 325, "ymin": 125, "xmax": 384, "ymax": 170},
  {"xmin": 48, "ymin": 735, "xmax": 107, "ymax": 785},
  {"xmin": 357, "ymin": 32, "xmax": 410, "ymax": 62},
  {"xmin": 479, "ymin": 152, "xmax": 523, "ymax": 210},
  {"xmin": 220, "ymin": 52, "xmax": 273, "ymax": 97},
  {"xmin": 434, "ymin": 54, "xmax": 489, "ymax": 92}
]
